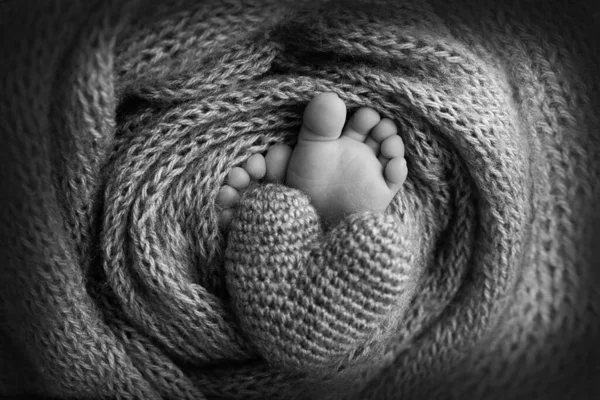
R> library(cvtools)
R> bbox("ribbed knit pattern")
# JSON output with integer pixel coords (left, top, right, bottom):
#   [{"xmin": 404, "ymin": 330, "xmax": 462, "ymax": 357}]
[{"xmin": 0, "ymin": 0, "xmax": 598, "ymax": 399}]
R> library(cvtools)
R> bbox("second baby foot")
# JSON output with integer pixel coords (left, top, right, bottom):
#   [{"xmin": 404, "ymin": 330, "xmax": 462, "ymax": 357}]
[
  {"xmin": 285, "ymin": 92, "xmax": 407, "ymax": 225},
  {"xmin": 216, "ymin": 145, "xmax": 291, "ymax": 231},
  {"xmin": 216, "ymin": 153, "xmax": 267, "ymax": 231}
]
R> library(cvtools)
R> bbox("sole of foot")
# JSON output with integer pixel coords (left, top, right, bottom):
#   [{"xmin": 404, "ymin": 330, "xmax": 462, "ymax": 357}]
[{"xmin": 217, "ymin": 92, "xmax": 408, "ymax": 230}]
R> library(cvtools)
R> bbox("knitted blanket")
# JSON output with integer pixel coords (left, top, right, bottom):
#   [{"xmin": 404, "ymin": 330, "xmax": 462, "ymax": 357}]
[{"xmin": 1, "ymin": 0, "xmax": 599, "ymax": 399}]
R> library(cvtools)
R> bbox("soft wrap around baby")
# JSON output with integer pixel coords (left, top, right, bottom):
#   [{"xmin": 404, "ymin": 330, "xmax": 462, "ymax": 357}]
[{"xmin": 0, "ymin": 0, "xmax": 599, "ymax": 399}]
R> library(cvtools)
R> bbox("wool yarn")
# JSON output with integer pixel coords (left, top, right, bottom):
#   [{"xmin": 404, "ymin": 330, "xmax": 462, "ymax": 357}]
[
  {"xmin": 226, "ymin": 183, "xmax": 421, "ymax": 374},
  {"xmin": 1, "ymin": 0, "xmax": 599, "ymax": 399}
]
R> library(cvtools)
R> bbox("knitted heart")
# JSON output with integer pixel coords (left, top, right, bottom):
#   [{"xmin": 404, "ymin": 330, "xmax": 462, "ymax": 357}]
[{"xmin": 225, "ymin": 183, "xmax": 420, "ymax": 373}]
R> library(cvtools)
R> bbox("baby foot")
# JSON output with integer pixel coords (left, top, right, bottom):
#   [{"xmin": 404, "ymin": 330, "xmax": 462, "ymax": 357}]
[
  {"xmin": 217, "ymin": 146, "xmax": 292, "ymax": 230},
  {"xmin": 284, "ymin": 92, "xmax": 408, "ymax": 225},
  {"xmin": 218, "ymin": 92, "xmax": 407, "ymax": 229},
  {"xmin": 216, "ymin": 154, "xmax": 266, "ymax": 231}
]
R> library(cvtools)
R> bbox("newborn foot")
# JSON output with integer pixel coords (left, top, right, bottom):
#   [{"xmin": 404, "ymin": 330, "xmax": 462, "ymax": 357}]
[
  {"xmin": 217, "ymin": 146, "xmax": 292, "ymax": 230},
  {"xmin": 216, "ymin": 154, "xmax": 266, "ymax": 230},
  {"xmin": 217, "ymin": 92, "xmax": 408, "ymax": 229},
  {"xmin": 286, "ymin": 92, "xmax": 407, "ymax": 224}
]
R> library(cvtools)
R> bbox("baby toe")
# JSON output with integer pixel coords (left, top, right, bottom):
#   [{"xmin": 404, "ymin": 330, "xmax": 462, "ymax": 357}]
[
  {"xmin": 216, "ymin": 185, "xmax": 240, "ymax": 209},
  {"xmin": 244, "ymin": 153, "xmax": 267, "ymax": 180},
  {"xmin": 384, "ymin": 156, "xmax": 408, "ymax": 189},
  {"xmin": 299, "ymin": 92, "xmax": 347, "ymax": 142},
  {"xmin": 219, "ymin": 208, "xmax": 235, "ymax": 231},
  {"xmin": 227, "ymin": 167, "xmax": 251, "ymax": 189},
  {"xmin": 380, "ymin": 135, "xmax": 404, "ymax": 159},
  {"xmin": 342, "ymin": 107, "xmax": 381, "ymax": 142},
  {"xmin": 365, "ymin": 118, "xmax": 397, "ymax": 153}
]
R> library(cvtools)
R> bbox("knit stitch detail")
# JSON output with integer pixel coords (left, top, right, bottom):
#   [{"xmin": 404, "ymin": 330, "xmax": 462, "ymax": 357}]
[{"xmin": 225, "ymin": 183, "xmax": 419, "ymax": 373}]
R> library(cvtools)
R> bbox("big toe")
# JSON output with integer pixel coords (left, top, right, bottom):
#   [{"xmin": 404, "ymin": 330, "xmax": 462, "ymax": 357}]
[{"xmin": 299, "ymin": 92, "xmax": 347, "ymax": 142}]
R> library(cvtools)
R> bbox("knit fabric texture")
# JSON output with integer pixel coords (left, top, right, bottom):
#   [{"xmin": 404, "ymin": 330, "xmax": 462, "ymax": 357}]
[{"xmin": 1, "ymin": 0, "xmax": 599, "ymax": 399}]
